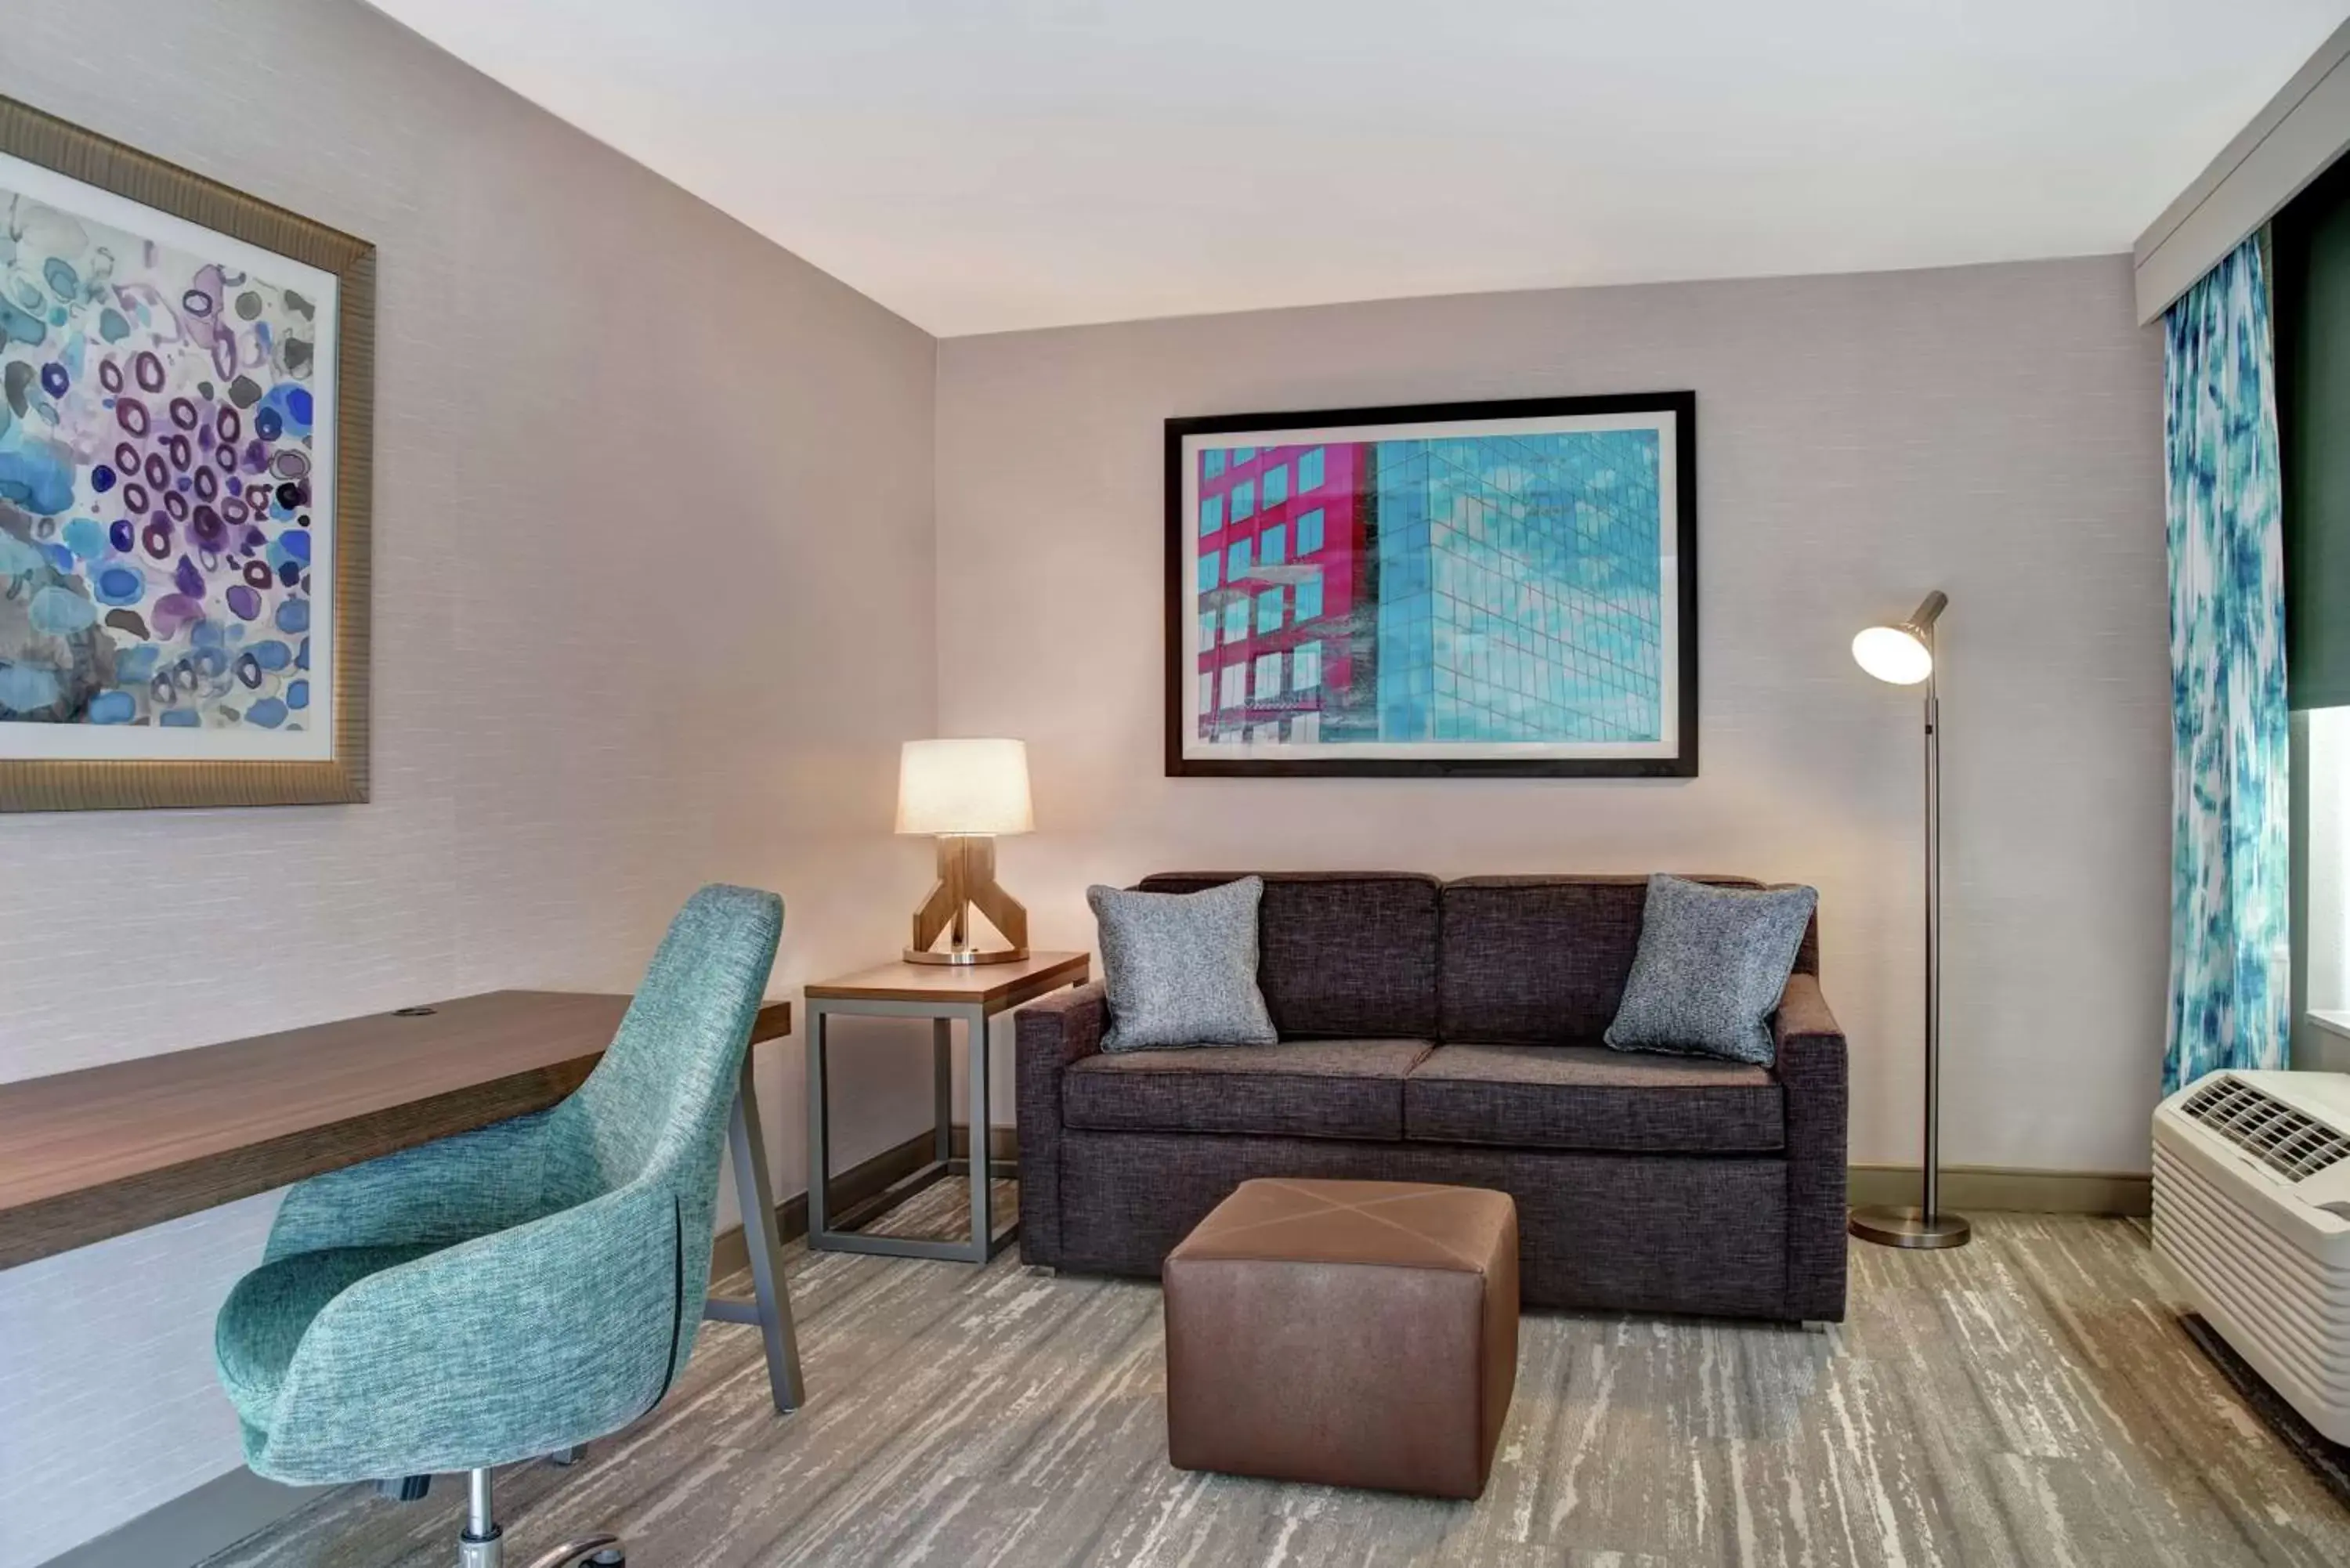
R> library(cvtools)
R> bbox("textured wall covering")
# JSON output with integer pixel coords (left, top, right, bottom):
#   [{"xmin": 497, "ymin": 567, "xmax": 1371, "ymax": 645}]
[
  {"xmin": 0, "ymin": 3, "xmax": 936, "ymax": 1563},
  {"xmin": 2162, "ymin": 238, "xmax": 2290, "ymax": 1092},
  {"xmin": 936, "ymin": 255, "xmax": 2171, "ymax": 1176}
]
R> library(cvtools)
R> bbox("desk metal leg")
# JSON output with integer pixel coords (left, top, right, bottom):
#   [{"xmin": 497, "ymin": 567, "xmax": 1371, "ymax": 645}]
[{"xmin": 706, "ymin": 1054, "xmax": 805, "ymax": 1413}]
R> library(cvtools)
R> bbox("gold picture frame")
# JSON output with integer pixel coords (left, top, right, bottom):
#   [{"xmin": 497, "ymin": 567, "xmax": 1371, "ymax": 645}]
[{"xmin": 0, "ymin": 92, "xmax": 372, "ymax": 811}]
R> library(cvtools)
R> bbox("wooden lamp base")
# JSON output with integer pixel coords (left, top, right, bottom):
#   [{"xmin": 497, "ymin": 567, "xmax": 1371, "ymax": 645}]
[{"xmin": 905, "ymin": 834, "xmax": 1029, "ymax": 966}]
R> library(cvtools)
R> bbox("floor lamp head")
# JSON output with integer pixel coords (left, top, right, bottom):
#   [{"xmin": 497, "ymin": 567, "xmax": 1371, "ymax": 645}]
[{"xmin": 1851, "ymin": 590, "xmax": 1945, "ymax": 686}]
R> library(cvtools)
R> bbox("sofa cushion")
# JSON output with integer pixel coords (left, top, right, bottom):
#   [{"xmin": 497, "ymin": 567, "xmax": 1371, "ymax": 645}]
[
  {"xmin": 1139, "ymin": 873, "xmax": 1441, "ymax": 1040},
  {"xmin": 1603, "ymin": 875, "xmax": 1820, "ymax": 1065},
  {"xmin": 1088, "ymin": 877, "xmax": 1278, "ymax": 1052},
  {"xmin": 1438, "ymin": 876, "xmax": 1819, "ymax": 1046},
  {"xmin": 1404, "ymin": 1043, "xmax": 1783, "ymax": 1154},
  {"xmin": 1064, "ymin": 1038, "xmax": 1434, "ymax": 1142}
]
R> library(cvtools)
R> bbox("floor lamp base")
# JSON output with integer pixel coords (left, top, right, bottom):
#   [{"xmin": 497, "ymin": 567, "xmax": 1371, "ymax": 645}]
[{"xmin": 1849, "ymin": 1204, "xmax": 1972, "ymax": 1250}]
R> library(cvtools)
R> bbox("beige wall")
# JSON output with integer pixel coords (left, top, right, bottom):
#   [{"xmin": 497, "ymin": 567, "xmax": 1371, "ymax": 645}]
[
  {"xmin": 936, "ymin": 256, "xmax": 2171, "ymax": 1174},
  {"xmin": 0, "ymin": 4, "xmax": 937, "ymax": 1563}
]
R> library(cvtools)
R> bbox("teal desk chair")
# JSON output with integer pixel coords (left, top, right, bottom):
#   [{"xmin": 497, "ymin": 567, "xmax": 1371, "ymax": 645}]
[{"xmin": 214, "ymin": 885, "xmax": 791, "ymax": 1568}]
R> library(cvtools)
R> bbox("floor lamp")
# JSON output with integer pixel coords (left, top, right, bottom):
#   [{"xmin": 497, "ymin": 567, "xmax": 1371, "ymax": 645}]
[{"xmin": 1847, "ymin": 591, "xmax": 1971, "ymax": 1250}]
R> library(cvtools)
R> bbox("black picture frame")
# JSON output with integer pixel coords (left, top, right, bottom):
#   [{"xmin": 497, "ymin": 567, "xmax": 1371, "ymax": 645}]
[{"xmin": 1164, "ymin": 391, "xmax": 1698, "ymax": 778}]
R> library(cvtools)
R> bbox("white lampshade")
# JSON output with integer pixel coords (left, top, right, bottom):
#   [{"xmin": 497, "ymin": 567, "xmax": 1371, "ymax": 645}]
[
  {"xmin": 895, "ymin": 739, "xmax": 1033, "ymax": 836},
  {"xmin": 1852, "ymin": 625, "xmax": 1934, "ymax": 686}
]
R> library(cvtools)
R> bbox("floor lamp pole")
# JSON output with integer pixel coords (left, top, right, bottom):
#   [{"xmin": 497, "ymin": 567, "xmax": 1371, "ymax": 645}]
[{"xmin": 1851, "ymin": 600, "xmax": 1971, "ymax": 1250}]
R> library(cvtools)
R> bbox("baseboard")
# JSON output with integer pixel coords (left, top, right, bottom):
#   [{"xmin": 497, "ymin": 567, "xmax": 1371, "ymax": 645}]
[
  {"xmin": 39, "ymin": 1465, "xmax": 327, "ymax": 1568},
  {"xmin": 1848, "ymin": 1163, "xmax": 2151, "ymax": 1216}
]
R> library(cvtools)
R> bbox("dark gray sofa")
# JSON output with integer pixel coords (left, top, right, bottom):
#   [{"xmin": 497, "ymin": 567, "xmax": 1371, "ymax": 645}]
[{"xmin": 1014, "ymin": 872, "xmax": 1847, "ymax": 1322}]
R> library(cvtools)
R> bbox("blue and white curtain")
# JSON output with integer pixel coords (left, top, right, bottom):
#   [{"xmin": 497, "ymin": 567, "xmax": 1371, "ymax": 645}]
[{"xmin": 2164, "ymin": 237, "xmax": 2290, "ymax": 1092}]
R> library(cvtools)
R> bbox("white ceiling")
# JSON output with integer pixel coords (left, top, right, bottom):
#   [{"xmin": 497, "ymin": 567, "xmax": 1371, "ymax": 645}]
[{"xmin": 369, "ymin": 0, "xmax": 2350, "ymax": 337}]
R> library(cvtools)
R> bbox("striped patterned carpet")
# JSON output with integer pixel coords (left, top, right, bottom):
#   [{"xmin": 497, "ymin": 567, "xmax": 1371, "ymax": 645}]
[{"xmin": 203, "ymin": 1186, "xmax": 2350, "ymax": 1566}]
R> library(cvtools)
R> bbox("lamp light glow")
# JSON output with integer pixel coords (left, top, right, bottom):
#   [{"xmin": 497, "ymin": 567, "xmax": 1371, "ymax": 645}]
[
  {"xmin": 895, "ymin": 739, "xmax": 1033, "ymax": 836},
  {"xmin": 1852, "ymin": 625, "xmax": 1934, "ymax": 685}
]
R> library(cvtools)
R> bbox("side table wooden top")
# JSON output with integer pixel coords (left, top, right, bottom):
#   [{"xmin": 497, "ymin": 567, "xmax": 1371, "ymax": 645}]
[{"xmin": 804, "ymin": 951, "xmax": 1090, "ymax": 1010}]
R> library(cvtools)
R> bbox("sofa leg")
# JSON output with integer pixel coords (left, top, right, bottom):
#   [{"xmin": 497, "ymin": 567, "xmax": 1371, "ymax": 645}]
[
  {"xmin": 1023, "ymin": 1263, "xmax": 1057, "ymax": 1279},
  {"xmin": 1799, "ymin": 1320, "xmax": 1834, "ymax": 1335}
]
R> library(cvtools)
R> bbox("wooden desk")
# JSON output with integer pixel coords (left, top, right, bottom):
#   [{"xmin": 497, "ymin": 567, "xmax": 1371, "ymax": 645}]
[
  {"xmin": 804, "ymin": 952, "xmax": 1089, "ymax": 1265},
  {"xmin": 0, "ymin": 989, "xmax": 805, "ymax": 1410}
]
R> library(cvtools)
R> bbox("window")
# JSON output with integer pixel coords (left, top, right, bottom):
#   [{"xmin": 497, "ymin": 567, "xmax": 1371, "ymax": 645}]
[
  {"xmin": 1197, "ymin": 554, "xmax": 1219, "ymax": 592},
  {"xmin": 1259, "ymin": 523, "xmax": 1285, "ymax": 565},
  {"xmin": 1204, "ymin": 449, "xmax": 1227, "ymax": 479},
  {"xmin": 1198, "ymin": 672, "xmax": 1215, "ymax": 715},
  {"xmin": 1299, "ymin": 446, "xmax": 1325, "ymax": 491},
  {"xmin": 1227, "ymin": 537, "xmax": 1252, "ymax": 579},
  {"xmin": 1200, "ymin": 494, "xmax": 1224, "ymax": 534},
  {"xmin": 1198, "ymin": 609, "xmax": 1217, "ymax": 651},
  {"xmin": 1224, "ymin": 598, "xmax": 1248, "ymax": 641},
  {"xmin": 1256, "ymin": 587, "xmax": 1283, "ymax": 635},
  {"xmin": 1262, "ymin": 464, "xmax": 1289, "ymax": 506},
  {"xmin": 1296, "ymin": 507, "xmax": 1325, "ymax": 555},
  {"xmin": 1220, "ymin": 663, "xmax": 1246, "ymax": 710},
  {"xmin": 1250, "ymin": 723, "xmax": 1282, "ymax": 745},
  {"xmin": 1289, "ymin": 712, "xmax": 1320, "ymax": 743},
  {"xmin": 1293, "ymin": 640, "xmax": 1322, "ymax": 690},
  {"xmin": 1254, "ymin": 652, "xmax": 1282, "ymax": 700},
  {"xmin": 1295, "ymin": 575, "xmax": 1323, "ymax": 623},
  {"xmin": 1233, "ymin": 446, "xmax": 1257, "ymax": 464},
  {"xmin": 1232, "ymin": 479, "xmax": 1256, "ymax": 522}
]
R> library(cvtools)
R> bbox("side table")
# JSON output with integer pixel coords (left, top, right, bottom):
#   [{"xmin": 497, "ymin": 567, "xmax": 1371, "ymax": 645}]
[{"xmin": 804, "ymin": 951, "xmax": 1089, "ymax": 1263}]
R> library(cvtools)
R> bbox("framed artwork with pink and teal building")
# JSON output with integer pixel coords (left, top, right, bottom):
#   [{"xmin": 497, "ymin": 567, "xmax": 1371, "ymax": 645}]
[{"xmin": 1165, "ymin": 392, "xmax": 1697, "ymax": 777}]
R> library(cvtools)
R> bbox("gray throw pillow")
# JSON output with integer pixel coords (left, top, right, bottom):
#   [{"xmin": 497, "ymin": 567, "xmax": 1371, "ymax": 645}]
[
  {"xmin": 1088, "ymin": 876, "xmax": 1278, "ymax": 1053},
  {"xmin": 1603, "ymin": 874, "xmax": 1818, "ymax": 1066}
]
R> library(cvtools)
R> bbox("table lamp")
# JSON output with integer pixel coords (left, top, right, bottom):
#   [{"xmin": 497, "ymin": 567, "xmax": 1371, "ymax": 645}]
[
  {"xmin": 1846, "ymin": 591, "xmax": 1970, "ymax": 1250},
  {"xmin": 897, "ymin": 738, "xmax": 1033, "ymax": 966}
]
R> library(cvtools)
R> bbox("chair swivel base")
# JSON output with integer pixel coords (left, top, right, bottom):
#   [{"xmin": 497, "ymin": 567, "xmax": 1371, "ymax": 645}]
[
  {"xmin": 456, "ymin": 1465, "xmax": 626, "ymax": 1568},
  {"xmin": 1849, "ymin": 1203, "xmax": 1972, "ymax": 1249}
]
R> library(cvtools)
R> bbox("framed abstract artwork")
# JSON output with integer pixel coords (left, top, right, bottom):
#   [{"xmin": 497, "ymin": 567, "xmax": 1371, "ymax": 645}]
[
  {"xmin": 0, "ymin": 94, "xmax": 373, "ymax": 812},
  {"xmin": 1165, "ymin": 392, "xmax": 1697, "ymax": 778}
]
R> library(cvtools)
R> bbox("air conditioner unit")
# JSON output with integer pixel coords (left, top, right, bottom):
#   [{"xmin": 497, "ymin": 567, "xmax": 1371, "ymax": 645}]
[{"xmin": 2151, "ymin": 1070, "xmax": 2350, "ymax": 1443}]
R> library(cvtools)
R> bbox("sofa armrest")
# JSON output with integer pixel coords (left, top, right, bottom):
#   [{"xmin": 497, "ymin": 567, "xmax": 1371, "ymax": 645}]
[
  {"xmin": 1014, "ymin": 981, "xmax": 1105, "ymax": 1267},
  {"xmin": 1772, "ymin": 972, "xmax": 1849, "ymax": 1321},
  {"xmin": 1772, "ymin": 971, "xmax": 1846, "ymax": 1086},
  {"xmin": 1018, "ymin": 981, "xmax": 1106, "ymax": 1069}
]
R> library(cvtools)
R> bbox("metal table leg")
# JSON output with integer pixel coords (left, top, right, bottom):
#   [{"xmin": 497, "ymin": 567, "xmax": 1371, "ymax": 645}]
[
  {"xmin": 933, "ymin": 1017, "xmax": 953, "ymax": 1165},
  {"xmin": 807, "ymin": 995, "xmax": 1021, "ymax": 1265},
  {"xmin": 967, "ymin": 1003, "xmax": 991, "ymax": 1265},
  {"xmin": 806, "ymin": 1003, "xmax": 831, "ymax": 1241},
  {"xmin": 703, "ymin": 1053, "xmax": 805, "ymax": 1413}
]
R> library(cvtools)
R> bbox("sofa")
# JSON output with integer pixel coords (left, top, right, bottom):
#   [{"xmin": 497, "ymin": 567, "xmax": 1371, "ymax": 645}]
[{"xmin": 1014, "ymin": 872, "xmax": 1848, "ymax": 1322}]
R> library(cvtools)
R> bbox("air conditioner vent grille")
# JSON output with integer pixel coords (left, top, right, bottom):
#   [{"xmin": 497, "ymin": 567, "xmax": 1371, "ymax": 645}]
[{"xmin": 2180, "ymin": 1076, "xmax": 2350, "ymax": 1182}]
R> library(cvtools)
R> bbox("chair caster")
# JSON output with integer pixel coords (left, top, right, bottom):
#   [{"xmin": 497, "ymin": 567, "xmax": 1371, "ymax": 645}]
[{"xmin": 519, "ymin": 1535, "xmax": 623, "ymax": 1568}]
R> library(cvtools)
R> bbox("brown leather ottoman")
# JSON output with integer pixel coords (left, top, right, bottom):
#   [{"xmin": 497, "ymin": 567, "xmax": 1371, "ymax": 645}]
[{"xmin": 1162, "ymin": 1178, "xmax": 1518, "ymax": 1500}]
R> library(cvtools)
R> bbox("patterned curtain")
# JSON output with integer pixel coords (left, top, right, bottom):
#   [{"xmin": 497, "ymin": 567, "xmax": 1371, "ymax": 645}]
[{"xmin": 2164, "ymin": 236, "xmax": 2290, "ymax": 1092}]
